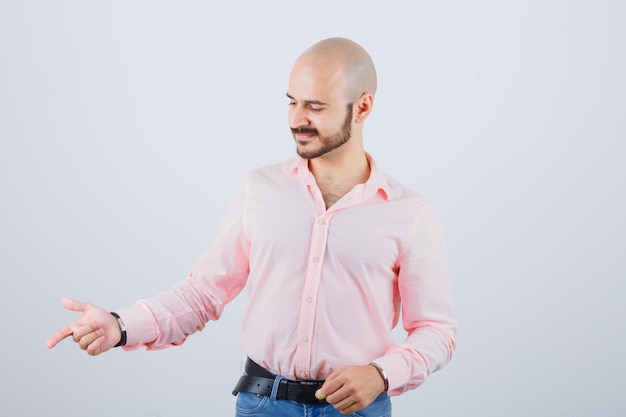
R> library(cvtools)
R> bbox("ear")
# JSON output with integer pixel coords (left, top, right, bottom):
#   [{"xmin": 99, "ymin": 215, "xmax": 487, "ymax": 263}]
[{"xmin": 354, "ymin": 93, "xmax": 374, "ymax": 124}]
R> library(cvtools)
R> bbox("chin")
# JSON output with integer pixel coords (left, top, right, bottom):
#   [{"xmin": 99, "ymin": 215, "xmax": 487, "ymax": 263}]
[{"xmin": 296, "ymin": 144, "xmax": 317, "ymax": 159}]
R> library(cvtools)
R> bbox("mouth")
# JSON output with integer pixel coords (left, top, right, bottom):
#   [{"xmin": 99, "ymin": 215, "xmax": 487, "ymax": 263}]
[{"xmin": 292, "ymin": 127, "xmax": 318, "ymax": 142}]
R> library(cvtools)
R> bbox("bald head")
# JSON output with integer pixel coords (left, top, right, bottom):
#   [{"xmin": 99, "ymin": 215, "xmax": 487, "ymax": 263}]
[{"xmin": 293, "ymin": 38, "xmax": 377, "ymax": 102}]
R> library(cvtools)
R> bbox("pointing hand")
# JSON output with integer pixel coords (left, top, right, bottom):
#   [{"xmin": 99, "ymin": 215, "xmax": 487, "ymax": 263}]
[{"xmin": 46, "ymin": 297, "xmax": 121, "ymax": 356}]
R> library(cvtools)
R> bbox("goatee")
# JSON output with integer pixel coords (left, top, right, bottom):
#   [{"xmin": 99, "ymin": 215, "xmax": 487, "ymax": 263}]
[{"xmin": 293, "ymin": 103, "xmax": 353, "ymax": 159}]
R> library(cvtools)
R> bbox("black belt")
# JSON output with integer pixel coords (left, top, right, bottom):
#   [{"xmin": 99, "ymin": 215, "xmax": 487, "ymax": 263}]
[{"xmin": 232, "ymin": 358, "xmax": 326, "ymax": 404}]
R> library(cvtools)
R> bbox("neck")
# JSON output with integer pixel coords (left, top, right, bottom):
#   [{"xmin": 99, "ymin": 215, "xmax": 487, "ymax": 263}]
[
  {"xmin": 309, "ymin": 150, "xmax": 370, "ymax": 185},
  {"xmin": 308, "ymin": 129, "xmax": 370, "ymax": 181},
  {"xmin": 307, "ymin": 143, "xmax": 371, "ymax": 210}
]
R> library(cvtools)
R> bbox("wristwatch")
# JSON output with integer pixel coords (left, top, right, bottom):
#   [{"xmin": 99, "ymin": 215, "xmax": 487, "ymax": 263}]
[{"xmin": 110, "ymin": 312, "xmax": 127, "ymax": 347}]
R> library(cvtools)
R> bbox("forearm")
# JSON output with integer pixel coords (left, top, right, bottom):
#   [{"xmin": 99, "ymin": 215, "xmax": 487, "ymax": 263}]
[
  {"xmin": 372, "ymin": 322, "xmax": 456, "ymax": 395},
  {"xmin": 117, "ymin": 272, "xmax": 246, "ymax": 349}
]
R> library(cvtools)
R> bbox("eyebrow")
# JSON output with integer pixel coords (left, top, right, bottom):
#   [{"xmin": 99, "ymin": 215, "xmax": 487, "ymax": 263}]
[{"xmin": 286, "ymin": 93, "xmax": 329, "ymax": 106}]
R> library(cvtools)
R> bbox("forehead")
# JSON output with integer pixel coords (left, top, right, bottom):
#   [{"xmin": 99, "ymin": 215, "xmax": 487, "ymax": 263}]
[{"xmin": 287, "ymin": 61, "xmax": 349, "ymax": 102}]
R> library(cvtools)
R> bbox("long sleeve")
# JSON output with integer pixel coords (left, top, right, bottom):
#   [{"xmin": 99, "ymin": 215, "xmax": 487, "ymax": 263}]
[
  {"xmin": 373, "ymin": 204, "xmax": 457, "ymax": 395},
  {"xmin": 112, "ymin": 156, "xmax": 457, "ymax": 396},
  {"xmin": 117, "ymin": 178, "xmax": 251, "ymax": 349}
]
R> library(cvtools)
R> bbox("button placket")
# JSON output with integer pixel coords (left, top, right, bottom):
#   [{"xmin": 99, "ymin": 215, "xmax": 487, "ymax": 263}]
[{"xmin": 293, "ymin": 213, "xmax": 332, "ymax": 378}]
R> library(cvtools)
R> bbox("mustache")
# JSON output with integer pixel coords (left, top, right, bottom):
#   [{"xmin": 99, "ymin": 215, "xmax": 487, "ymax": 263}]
[{"xmin": 291, "ymin": 126, "xmax": 318, "ymax": 136}]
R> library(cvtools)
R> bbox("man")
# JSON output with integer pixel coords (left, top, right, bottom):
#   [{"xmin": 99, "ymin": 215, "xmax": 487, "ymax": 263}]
[{"xmin": 47, "ymin": 37, "xmax": 457, "ymax": 416}]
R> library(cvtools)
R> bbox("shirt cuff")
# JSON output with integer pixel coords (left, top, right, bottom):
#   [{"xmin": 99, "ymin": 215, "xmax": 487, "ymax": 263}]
[
  {"xmin": 115, "ymin": 303, "xmax": 158, "ymax": 349},
  {"xmin": 371, "ymin": 353, "xmax": 425, "ymax": 396}
]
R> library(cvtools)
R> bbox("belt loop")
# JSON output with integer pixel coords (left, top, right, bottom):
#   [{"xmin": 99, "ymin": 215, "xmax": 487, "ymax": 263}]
[{"xmin": 269, "ymin": 375, "xmax": 283, "ymax": 401}]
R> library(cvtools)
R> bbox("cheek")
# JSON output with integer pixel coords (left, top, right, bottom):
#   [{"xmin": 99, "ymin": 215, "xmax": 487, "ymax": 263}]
[{"xmin": 323, "ymin": 115, "xmax": 346, "ymax": 133}]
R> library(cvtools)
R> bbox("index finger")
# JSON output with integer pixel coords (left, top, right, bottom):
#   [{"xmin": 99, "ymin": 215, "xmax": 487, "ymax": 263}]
[
  {"xmin": 46, "ymin": 297, "xmax": 91, "ymax": 349},
  {"xmin": 318, "ymin": 369, "xmax": 345, "ymax": 400},
  {"xmin": 46, "ymin": 321, "xmax": 78, "ymax": 349}
]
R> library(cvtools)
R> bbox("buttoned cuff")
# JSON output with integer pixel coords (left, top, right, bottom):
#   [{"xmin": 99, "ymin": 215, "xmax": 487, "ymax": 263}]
[
  {"xmin": 115, "ymin": 303, "xmax": 158, "ymax": 350},
  {"xmin": 371, "ymin": 353, "xmax": 426, "ymax": 396}
]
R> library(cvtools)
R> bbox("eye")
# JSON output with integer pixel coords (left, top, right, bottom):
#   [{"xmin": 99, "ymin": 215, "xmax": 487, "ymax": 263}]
[
  {"xmin": 308, "ymin": 105, "xmax": 322, "ymax": 113},
  {"xmin": 288, "ymin": 101, "xmax": 296, "ymax": 107}
]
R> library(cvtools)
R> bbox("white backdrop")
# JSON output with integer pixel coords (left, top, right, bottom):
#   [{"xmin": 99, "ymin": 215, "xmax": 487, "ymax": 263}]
[{"xmin": 1, "ymin": 1, "xmax": 624, "ymax": 416}]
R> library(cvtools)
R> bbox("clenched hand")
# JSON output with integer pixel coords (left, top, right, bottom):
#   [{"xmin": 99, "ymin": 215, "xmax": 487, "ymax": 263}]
[{"xmin": 317, "ymin": 364, "xmax": 386, "ymax": 414}]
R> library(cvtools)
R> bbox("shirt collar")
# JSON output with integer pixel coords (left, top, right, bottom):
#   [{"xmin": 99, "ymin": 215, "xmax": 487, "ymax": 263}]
[{"xmin": 282, "ymin": 153, "xmax": 392, "ymax": 201}]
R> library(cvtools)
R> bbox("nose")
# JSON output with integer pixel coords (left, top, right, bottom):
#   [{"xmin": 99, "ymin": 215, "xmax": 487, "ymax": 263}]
[{"xmin": 288, "ymin": 104, "xmax": 309, "ymax": 129}]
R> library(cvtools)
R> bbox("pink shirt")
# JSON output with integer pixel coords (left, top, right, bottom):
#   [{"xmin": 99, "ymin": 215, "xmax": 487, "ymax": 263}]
[{"xmin": 117, "ymin": 154, "xmax": 457, "ymax": 395}]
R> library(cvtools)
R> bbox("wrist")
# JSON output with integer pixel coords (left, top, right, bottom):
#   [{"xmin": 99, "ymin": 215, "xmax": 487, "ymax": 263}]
[{"xmin": 369, "ymin": 362, "xmax": 389, "ymax": 392}]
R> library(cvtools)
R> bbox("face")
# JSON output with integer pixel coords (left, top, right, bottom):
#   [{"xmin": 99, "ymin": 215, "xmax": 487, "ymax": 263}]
[
  {"xmin": 287, "ymin": 61, "xmax": 355, "ymax": 159},
  {"xmin": 290, "ymin": 103, "xmax": 353, "ymax": 159}
]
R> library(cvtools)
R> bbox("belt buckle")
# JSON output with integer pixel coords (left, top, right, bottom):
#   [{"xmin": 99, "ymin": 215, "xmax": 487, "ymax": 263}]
[
  {"xmin": 295, "ymin": 379, "xmax": 325, "ymax": 403},
  {"xmin": 296, "ymin": 379, "xmax": 323, "ymax": 388},
  {"xmin": 297, "ymin": 380, "xmax": 320, "ymax": 385}
]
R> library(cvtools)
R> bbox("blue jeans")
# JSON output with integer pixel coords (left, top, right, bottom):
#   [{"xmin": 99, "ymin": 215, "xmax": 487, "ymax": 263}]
[{"xmin": 234, "ymin": 391, "xmax": 392, "ymax": 417}]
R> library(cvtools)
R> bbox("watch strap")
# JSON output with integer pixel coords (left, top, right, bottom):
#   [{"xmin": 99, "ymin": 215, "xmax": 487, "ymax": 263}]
[{"xmin": 110, "ymin": 312, "xmax": 127, "ymax": 347}]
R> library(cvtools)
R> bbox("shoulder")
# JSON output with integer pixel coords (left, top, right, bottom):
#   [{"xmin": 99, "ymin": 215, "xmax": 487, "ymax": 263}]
[
  {"xmin": 378, "ymin": 169, "xmax": 430, "ymax": 208},
  {"xmin": 367, "ymin": 154, "xmax": 429, "ymax": 207},
  {"xmin": 240, "ymin": 156, "xmax": 301, "ymax": 189}
]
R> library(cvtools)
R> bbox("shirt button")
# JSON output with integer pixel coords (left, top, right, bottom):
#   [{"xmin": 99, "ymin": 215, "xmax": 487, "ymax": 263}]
[
  {"xmin": 312, "ymin": 257, "xmax": 319, "ymax": 262},
  {"xmin": 302, "ymin": 336, "xmax": 309, "ymax": 342},
  {"xmin": 301, "ymin": 372, "xmax": 308, "ymax": 378},
  {"xmin": 317, "ymin": 219, "xmax": 325, "ymax": 225},
  {"xmin": 305, "ymin": 296, "xmax": 313, "ymax": 303}
]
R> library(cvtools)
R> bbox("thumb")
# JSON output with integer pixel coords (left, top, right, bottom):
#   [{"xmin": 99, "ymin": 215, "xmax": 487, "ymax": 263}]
[{"xmin": 60, "ymin": 296, "xmax": 88, "ymax": 313}]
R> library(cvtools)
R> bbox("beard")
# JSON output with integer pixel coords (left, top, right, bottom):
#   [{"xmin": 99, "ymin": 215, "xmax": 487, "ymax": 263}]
[{"xmin": 292, "ymin": 103, "xmax": 353, "ymax": 159}]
